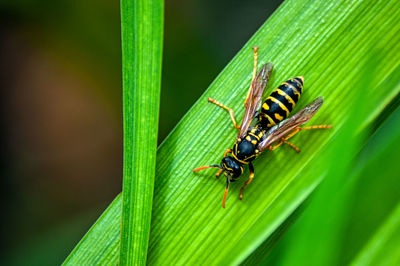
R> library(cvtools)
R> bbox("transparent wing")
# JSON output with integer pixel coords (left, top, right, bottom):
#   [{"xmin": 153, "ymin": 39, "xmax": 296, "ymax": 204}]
[
  {"xmin": 257, "ymin": 96, "xmax": 324, "ymax": 153},
  {"xmin": 238, "ymin": 62, "xmax": 274, "ymax": 139}
]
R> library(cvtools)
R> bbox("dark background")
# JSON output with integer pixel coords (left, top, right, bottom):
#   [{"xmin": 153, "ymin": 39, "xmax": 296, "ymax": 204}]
[{"xmin": 0, "ymin": 0, "xmax": 282, "ymax": 264}]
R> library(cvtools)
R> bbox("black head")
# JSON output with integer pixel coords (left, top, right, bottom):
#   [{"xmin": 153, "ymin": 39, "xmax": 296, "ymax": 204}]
[
  {"xmin": 192, "ymin": 156, "xmax": 244, "ymax": 208},
  {"xmin": 221, "ymin": 156, "xmax": 243, "ymax": 180}
]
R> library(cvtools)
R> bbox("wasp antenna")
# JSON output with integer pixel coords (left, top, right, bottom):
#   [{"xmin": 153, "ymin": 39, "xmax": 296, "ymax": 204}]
[
  {"xmin": 193, "ymin": 165, "xmax": 221, "ymax": 172},
  {"xmin": 222, "ymin": 177, "xmax": 230, "ymax": 208}
]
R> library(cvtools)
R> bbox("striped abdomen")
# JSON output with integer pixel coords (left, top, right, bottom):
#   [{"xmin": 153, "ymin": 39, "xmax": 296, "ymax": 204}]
[{"xmin": 258, "ymin": 76, "xmax": 304, "ymax": 128}]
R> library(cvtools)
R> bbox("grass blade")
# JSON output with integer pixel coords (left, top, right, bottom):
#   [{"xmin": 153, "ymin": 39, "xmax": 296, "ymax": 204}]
[
  {"xmin": 64, "ymin": 0, "xmax": 400, "ymax": 264},
  {"xmin": 119, "ymin": 0, "xmax": 163, "ymax": 265}
]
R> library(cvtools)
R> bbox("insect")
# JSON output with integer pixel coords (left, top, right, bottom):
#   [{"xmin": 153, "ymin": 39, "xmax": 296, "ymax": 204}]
[{"xmin": 193, "ymin": 46, "xmax": 332, "ymax": 208}]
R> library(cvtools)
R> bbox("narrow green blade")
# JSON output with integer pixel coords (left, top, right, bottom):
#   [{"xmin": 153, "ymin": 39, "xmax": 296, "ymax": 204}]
[{"xmin": 119, "ymin": 0, "xmax": 163, "ymax": 265}]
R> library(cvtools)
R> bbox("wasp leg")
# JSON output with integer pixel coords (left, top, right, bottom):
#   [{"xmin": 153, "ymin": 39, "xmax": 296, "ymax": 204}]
[
  {"xmin": 215, "ymin": 169, "xmax": 223, "ymax": 178},
  {"xmin": 208, "ymin": 98, "xmax": 241, "ymax": 129},
  {"xmin": 285, "ymin": 125, "xmax": 333, "ymax": 141},
  {"xmin": 244, "ymin": 46, "xmax": 259, "ymax": 108},
  {"xmin": 224, "ymin": 149, "xmax": 232, "ymax": 157},
  {"xmin": 283, "ymin": 140, "xmax": 301, "ymax": 152},
  {"xmin": 269, "ymin": 125, "xmax": 332, "ymax": 151},
  {"xmin": 298, "ymin": 125, "xmax": 333, "ymax": 130},
  {"xmin": 239, "ymin": 162, "xmax": 254, "ymax": 200},
  {"xmin": 268, "ymin": 140, "xmax": 283, "ymax": 151},
  {"xmin": 268, "ymin": 138, "xmax": 301, "ymax": 152},
  {"xmin": 216, "ymin": 149, "xmax": 232, "ymax": 178}
]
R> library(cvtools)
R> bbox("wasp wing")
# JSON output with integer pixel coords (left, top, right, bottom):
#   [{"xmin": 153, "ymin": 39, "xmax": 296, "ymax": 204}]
[
  {"xmin": 257, "ymin": 96, "xmax": 324, "ymax": 153},
  {"xmin": 238, "ymin": 62, "xmax": 274, "ymax": 139}
]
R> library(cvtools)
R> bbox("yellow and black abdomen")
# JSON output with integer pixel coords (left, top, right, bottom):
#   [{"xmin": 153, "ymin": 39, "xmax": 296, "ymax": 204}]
[{"xmin": 258, "ymin": 76, "xmax": 304, "ymax": 128}]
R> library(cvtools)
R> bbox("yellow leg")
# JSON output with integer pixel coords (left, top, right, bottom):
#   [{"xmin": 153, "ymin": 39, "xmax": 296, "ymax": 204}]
[
  {"xmin": 283, "ymin": 140, "xmax": 301, "ymax": 152},
  {"xmin": 215, "ymin": 169, "xmax": 223, "ymax": 178},
  {"xmin": 208, "ymin": 98, "xmax": 241, "ymax": 129},
  {"xmin": 244, "ymin": 46, "xmax": 259, "ymax": 108},
  {"xmin": 285, "ymin": 125, "xmax": 333, "ymax": 141},
  {"xmin": 269, "ymin": 138, "xmax": 301, "ymax": 152},
  {"xmin": 298, "ymin": 125, "xmax": 333, "ymax": 130},
  {"xmin": 239, "ymin": 163, "xmax": 254, "ymax": 200},
  {"xmin": 269, "ymin": 141, "xmax": 283, "ymax": 151},
  {"xmin": 269, "ymin": 124, "xmax": 332, "ymax": 152},
  {"xmin": 224, "ymin": 149, "xmax": 232, "ymax": 157}
]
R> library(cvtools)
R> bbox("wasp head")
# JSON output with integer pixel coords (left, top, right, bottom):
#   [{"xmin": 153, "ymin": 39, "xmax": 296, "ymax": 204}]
[
  {"xmin": 221, "ymin": 156, "xmax": 243, "ymax": 181},
  {"xmin": 192, "ymin": 156, "xmax": 244, "ymax": 208}
]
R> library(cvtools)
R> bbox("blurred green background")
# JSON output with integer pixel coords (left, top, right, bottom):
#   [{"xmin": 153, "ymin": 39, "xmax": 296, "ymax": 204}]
[{"xmin": 0, "ymin": 0, "xmax": 282, "ymax": 264}]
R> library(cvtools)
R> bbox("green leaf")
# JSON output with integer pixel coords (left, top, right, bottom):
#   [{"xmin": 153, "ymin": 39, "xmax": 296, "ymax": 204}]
[
  {"xmin": 119, "ymin": 0, "xmax": 163, "ymax": 265},
  {"xmin": 64, "ymin": 0, "xmax": 400, "ymax": 264}
]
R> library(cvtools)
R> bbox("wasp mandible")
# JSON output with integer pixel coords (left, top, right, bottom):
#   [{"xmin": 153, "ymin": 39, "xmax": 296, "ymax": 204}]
[{"xmin": 193, "ymin": 47, "xmax": 332, "ymax": 208}]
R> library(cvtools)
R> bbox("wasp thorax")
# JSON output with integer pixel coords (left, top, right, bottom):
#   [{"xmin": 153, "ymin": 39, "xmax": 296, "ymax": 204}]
[
  {"xmin": 236, "ymin": 140, "xmax": 256, "ymax": 160},
  {"xmin": 221, "ymin": 156, "xmax": 243, "ymax": 179}
]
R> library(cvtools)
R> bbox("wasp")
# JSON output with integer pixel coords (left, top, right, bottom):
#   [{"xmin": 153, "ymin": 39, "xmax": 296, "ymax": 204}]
[{"xmin": 193, "ymin": 47, "xmax": 332, "ymax": 208}]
